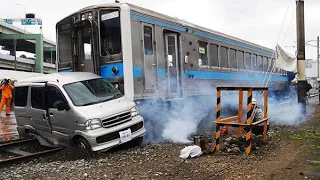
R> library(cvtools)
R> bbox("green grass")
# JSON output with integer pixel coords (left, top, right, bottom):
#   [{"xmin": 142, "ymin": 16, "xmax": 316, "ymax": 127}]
[{"xmin": 288, "ymin": 130, "xmax": 320, "ymax": 140}]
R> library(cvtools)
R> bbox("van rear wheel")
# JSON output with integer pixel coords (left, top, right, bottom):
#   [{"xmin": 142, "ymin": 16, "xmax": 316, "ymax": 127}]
[{"xmin": 76, "ymin": 138, "xmax": 91, "ymax": 151}]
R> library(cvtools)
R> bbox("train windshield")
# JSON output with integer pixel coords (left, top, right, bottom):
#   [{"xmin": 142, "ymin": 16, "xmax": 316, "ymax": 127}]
[
  {"xmin": 57, "ymin": 17, "xmax": 73, "ymax": 69},
  {"xmin": 99, "ymin": 9, "xmax": 122, "ymax": 60}
]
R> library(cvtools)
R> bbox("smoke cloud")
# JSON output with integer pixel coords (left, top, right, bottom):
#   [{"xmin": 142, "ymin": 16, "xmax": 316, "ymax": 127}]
[{"xmin": 139, "ymin": 84, "xmax": 309, "ymax": 144}]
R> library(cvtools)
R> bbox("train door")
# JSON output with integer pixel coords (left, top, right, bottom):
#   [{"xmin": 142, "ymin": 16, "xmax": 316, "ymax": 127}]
[
  {"xmin": 164, "ymin": 33, "xmax": 181, "ymax": 98},
  {"xmin": 141, "ymin": 23, "xmax": 157, "ymax": 91},
  {"xmin": 72, "ymin": 20, "xmax": 96, "ymax": 73}
]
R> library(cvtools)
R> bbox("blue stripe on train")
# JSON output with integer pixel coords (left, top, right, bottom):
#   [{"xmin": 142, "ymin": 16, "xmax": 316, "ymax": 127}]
[
  {"xmin": 100, "ymin": 63, "xmax": 287, "ymax": 82},
  {"xmin": 130, "ymin": 13, "xmax": 273, "ymax": 56},
  {"xmin": 100, "ymin": 63, "xmax": 166, "ymax": 78}
]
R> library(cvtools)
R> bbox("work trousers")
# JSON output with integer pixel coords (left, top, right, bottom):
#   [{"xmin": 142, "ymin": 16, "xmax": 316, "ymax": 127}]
[{"xmin": 0, "ymin": 98, "xmax": 11, "ymax": 114}]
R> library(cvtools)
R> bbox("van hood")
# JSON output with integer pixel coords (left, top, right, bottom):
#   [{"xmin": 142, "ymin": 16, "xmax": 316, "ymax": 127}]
[{"xmin": 77, "ymin": 96, "xmax": 135, "ymax": 119}]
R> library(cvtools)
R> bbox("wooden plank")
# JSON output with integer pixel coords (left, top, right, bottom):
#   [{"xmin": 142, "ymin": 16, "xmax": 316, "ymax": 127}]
[
  {"xmin": 220, "ymin": 116, "xmax": 238, "ymax": 123},
  {"xmin": 216, "ymin": 122, "xmax": 250, "ymax": 127},
  {"xmin": 252, "ymin": 118, "xmax": 268, "ymax": 125}
]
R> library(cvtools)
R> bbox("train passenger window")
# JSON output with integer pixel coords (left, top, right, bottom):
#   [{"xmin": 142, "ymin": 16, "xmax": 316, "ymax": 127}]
[
  {"xmin": 251, "ymin": 54, "xmax": 257, "ymax": 71},
  {"xmin": 245, "ymin": 53, "xmax": 251, "ymax": 70},
  {"xmin": 263, "ymin": 57, "xmax": 268, "ymax": 72},
  {"xmin": 237, "ymin": 51, "xmax": 244, "ymax": 70},
  {"xmin": 257, "ymin": 56, "xmax": 263, "ymax": 71},
  {"xmin": 272, "ymin": 58, "xmax": 276, "ymax": 72},
  {"xmin": 220, "ymin": 46, "xmax": 229, "ymax": 68},
  {"xmin": 229, "ymin": 49, "xmax": 237, "ymax": 69},
  {"xmin": 268, "ymin": 58, "xmax": 272, "ymax": 70},
  {"xmin": 198, "ymin": 41, "xmax": 208, "ymax": 66},
  {"xmin": 143, "ymin": 26, "xmax": 153, "ymax": 55},
  {"xmin": 209, "ymin": 44, "xmax": 219, "ymax": 67}
]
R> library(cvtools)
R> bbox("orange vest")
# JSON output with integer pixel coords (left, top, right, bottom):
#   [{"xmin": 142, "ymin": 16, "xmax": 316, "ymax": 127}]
[{"xmin": 1, "ymin": 84, "xmax": 14, "ymax": 99}]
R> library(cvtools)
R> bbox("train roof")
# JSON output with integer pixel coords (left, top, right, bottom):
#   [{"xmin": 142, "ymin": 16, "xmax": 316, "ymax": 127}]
[{"xmin": 59, "ymin": 3, "xmax": 274, "ymax": 54}]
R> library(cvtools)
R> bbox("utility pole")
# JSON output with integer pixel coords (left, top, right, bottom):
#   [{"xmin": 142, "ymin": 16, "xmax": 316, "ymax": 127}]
[
  {"xmin": 296, "ymin": 0, "xmax": 307, "ymax": 113},
  {"xmin": 14, "ymin": 39, "xmax": 17, "ymax": 71},
  {"xmin": 317, "ymin": 36, "xmax": 320, "ymax": 105},
  {"xmin": 317, "ymin": 36, "xmax": 319, "ymax": 78}
]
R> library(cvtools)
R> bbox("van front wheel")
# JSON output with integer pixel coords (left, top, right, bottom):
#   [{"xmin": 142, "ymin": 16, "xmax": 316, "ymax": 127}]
[{"xmin": 76, "ymin": 138, "xmax": 91, "ymax": 151}]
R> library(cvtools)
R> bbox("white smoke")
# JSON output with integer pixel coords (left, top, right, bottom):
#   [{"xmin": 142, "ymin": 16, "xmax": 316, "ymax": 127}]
[
  {"xmin": 139, "ymin": 83, "xmax": 310, "ymax": 144},
  {"xmin": 162, "ymin": 119, "xmax": 197, "ymax": 143}
]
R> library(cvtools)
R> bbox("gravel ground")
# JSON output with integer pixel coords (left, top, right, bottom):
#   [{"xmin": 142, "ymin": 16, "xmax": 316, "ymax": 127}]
[{"xmin": 0, "ymin": 133, "xmax": 281, "ymax": 180}]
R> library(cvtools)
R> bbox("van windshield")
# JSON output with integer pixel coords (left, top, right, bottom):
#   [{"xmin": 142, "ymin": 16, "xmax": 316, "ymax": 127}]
[{"xmin": 63, "ymin": 78, "xmax": 123, "ymax": 106}]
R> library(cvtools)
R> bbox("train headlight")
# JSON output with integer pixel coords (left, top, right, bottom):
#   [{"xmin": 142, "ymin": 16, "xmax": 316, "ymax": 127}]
[{"xmin": 111, "ymin": 67, "xmax": 119, "ymax": 75}]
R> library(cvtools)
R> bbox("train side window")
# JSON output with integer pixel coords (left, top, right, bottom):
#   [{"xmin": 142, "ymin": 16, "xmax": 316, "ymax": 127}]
[
  {"xmin": 268, "ymin": 58, "xmax": 272, "ymax": 71},
  {"xmin": 237, "ymin": 51, "xmax": 244, "ymax": 70},
  {"xmin": 143, "ymin": 26, "xmax": 153, "ymax": 55},
  {"xmin": 272, "ymin": 58, "xmax": 276, "ymax": 73},
  {"xmin": 14, "ymin": 86, "xmax": 29, "ymax": 107},
  {"xmin": 229, "ymin": 48, "xmax": 237, "ymax": 69},
  {"xmin": 220, "ymin": 46, "xmax": 228, "ymax": 68},
  {"xmin": 31, "ymin": 87, "xmax": 45, "ymax": 110},
  {"xmin": 257, "ymin": 55, "xmax": 263, "ymax": 72},
  {"xmin": 263, "ymin": 57, "xmax": 268, "ymax": 72},
  {"xmin": 209, "ymin": 44, "xmax": 219, "ymax": 67},
  {"xmin": 251, "ymin": 54, "xmax": 257, "ymax": 71},
  {"xmin": 245, "ymin": 53, "xmax": 251, "ymax": 70},
  {"xmin": 198, "ymin": 41, "xmax": 208, "ymax": 66}
]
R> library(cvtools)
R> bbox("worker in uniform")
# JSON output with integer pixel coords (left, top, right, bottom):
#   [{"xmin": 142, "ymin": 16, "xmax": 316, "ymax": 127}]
[
  {"xmin": 245, "ymin": 98, "xmax": 269, "ymax": 135},
  {"xmin": 10, "ymin": 79, "xmax": 16, "ymax": 109},
  {"xmin": 0, "ymin": 79, "xmax": 15, "ymax": 116}
]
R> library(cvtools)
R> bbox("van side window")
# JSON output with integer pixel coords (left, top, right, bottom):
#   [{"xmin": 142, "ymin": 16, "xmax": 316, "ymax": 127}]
[
  {"xmin": 14, "ymin": 86, "xmax": 29, "ymax": 107},
  {"xmin": 47, "ymin": 86, "xmax": 66, "ymax": 109},
  {"xmin": 31, "ymin": 87, "xmax": 45, "ymax": 110}
]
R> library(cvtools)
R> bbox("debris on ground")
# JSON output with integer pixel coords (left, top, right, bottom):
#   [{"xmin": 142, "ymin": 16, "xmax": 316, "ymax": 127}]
[{"xmin": 179, "ymin": 145, "xmax": 202, "ymax": 158}]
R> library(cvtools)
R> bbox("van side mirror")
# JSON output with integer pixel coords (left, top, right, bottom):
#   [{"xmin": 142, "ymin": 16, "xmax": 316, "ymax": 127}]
[{"xmin": 54, "ymin": 100, "xmax": 70, "ymax": 111}]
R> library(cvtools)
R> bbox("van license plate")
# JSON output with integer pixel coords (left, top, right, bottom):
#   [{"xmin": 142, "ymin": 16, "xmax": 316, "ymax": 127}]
[{"xmin": 119, "ymin": 129, "xmax": 132, "ymax": 143}]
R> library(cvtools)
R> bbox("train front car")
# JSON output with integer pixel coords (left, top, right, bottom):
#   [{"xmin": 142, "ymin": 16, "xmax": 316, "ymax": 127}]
[{"xmin": 56, "ymin": 3, "xmax": 134, "ymax": 100}]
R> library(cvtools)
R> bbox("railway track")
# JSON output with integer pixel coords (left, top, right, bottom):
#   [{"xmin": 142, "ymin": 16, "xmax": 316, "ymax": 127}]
[{"xmin": 0, "ymin": 138, "xmax": 63, "ymax": 166}]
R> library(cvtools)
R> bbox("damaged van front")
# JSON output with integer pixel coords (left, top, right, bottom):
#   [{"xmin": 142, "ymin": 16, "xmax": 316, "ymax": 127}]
[{"xmin": 15, "ymin": 72, "xmax": 146, "ymax": 152}]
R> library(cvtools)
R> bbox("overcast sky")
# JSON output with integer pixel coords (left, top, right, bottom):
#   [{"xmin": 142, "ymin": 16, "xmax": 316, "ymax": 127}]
[{"xmin": 0, "ymin": 0, "xmax": 319, "ymax": 60}]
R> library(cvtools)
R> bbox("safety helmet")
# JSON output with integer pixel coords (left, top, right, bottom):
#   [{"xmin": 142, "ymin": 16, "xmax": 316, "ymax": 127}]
[{"xmin": 252, "ymin": 98, "xmax": 257, "ymax": 105}]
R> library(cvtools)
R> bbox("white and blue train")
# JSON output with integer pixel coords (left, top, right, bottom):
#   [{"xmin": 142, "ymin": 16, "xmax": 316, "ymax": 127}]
[
  {"xmin": 56, "ymin": 2, "xmax": 293, "ymax": 141},
  {"xmin": 56, "ymin": 2, "xmax": 290, "ymax": 103}
]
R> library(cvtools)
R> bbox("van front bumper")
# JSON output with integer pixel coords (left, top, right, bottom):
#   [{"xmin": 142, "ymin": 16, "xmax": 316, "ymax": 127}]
[{"xmin": 74, "ymin": 115, "xmax": 146, "ymax": 152}]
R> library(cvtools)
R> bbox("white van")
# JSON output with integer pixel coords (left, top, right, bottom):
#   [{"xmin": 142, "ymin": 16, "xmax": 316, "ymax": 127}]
[{"xmin": 14, "ymin": 72, "xmax": 146, "ymax": 152}]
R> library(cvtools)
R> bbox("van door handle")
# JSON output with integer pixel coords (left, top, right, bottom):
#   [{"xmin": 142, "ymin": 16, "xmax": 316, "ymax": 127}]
[
  {"xmin": 42, "ymin": 114, "xmax": 47, "ymax": 121},
  {"xmin": 49, "ymin": 113, "xmax": 54, "ymax": 118}
]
